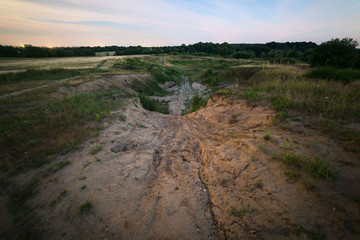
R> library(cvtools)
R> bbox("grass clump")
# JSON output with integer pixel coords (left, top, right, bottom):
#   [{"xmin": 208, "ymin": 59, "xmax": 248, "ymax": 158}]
[
  {"xmin": 42, "ymin": 160, "xmax": 71, "ymax": 178},
  {"xmin": 189, "ymin": 93, "xmax": 207, "ymax": 112},
  {"xmin": 49, "ymin": 189, "xmax": 68, "ymax": 207},
  {"xmin": 258, "ymin": 142, "xmax": 266, "ymax": 152},
  {"xmin": 202, "ymin": 69, "xmax": 223, "ymax": 87},
  {"xmin": 78, "ymin": 201, "xmax": 93, "ymax": 214},
  {"xmin": 229, "ymin": 205, "xmax": 248, "ymax": 218},
  {"xmin": 220, "ymin": 179, "xmax": 228, "ymax": 187},
  {"xmin": 280, "ymin": 152, "xmax": 337, "ymax": 180},
  {"xmin": 284, "ymin": 169, "xmax": 299, "ymax": 181},
  {"xmin": 90, "ymin": 145, "xmax": 103, "ymax": 155},
  {"xmin": 255, "ymin": 179, "xmax": 264, "ymax": 189},
  {"xmin": 244, "ymin": 87, "xmax": 261, "ymax": 100},
  {"xmin": 263, "ymin": 133, "xmax": 271, "ymax": 140},
  {"xmin": 139, "ymin": 94, "xmax": 169, "ymax": 114}
]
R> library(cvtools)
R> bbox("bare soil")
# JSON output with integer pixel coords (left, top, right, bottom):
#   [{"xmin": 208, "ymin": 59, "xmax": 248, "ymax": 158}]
[{"xmin": 2, "ymin": 75, "xmax": 360, "ymax": 239}]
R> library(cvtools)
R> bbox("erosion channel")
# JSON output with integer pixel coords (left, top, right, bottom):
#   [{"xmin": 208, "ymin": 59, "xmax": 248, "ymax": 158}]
[{"xmin": 4, "ymin": 73, "xmax": 360, "ymax": 240}]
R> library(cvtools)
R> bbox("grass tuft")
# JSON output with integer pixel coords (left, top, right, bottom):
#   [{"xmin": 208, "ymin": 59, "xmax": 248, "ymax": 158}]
[
  {"xmin": 90, "ymin": 145, "xmax": 103, "ymax": 155},
  {"xmin": 229, "ymin": 205, "xmax": 248, "ymax": 218},
  {"xmin": 78, "ymin": 201, "xmax": 93, "ymax": 214}
]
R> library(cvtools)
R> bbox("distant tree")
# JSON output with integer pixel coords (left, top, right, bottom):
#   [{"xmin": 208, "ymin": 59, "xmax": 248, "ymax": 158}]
[
  {"xmin": 233, "ymin": 50, "xmax": 256, "ymax": 59},
  {"xmin": 310, "ymin": 38, "xmax": 358, "ymax": 68}
]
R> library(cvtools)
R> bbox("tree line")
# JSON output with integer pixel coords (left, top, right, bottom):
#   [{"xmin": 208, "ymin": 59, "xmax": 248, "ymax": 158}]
[
  {"xmin": 0, "ymin": 41, "xmax": 316, "ymax": 59},
  {"xmin": 1, "ymin": 39, "xmax": 359, "ymax": 69}
]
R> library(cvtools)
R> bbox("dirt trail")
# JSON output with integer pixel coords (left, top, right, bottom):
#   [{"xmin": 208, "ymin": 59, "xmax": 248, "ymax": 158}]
[{"xmin": 4, "ymin": 75, "xmax": 360, "ymax": 239}]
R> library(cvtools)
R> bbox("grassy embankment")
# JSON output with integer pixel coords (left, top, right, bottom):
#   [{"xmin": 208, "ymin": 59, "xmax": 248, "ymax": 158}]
[{"xmin": 215, "ymin": 64, "xmax": 360, "ymax": 189}]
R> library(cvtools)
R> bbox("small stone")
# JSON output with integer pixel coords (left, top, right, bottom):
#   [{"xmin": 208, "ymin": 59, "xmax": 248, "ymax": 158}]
[
  {"xmin": 111, "ymin": 144, "xmax": 129, "ymax": 153},
  {"xmin": 175, "ymin": 187, "xmax": 179, "ymax": 191}
]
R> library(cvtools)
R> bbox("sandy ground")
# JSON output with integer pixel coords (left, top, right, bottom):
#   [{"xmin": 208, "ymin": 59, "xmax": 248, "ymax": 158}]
[{"xmin": 2, "ymin": 75, "xmax": 360, "ymax": 239}]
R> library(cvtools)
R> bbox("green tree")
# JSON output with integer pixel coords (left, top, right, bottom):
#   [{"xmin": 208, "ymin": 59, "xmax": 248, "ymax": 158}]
[{"xmin": 310, "ymin": 38, "xmax": 359, "ymax": 68}]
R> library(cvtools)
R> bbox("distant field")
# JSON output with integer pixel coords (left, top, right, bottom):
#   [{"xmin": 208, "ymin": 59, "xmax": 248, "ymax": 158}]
[{"xmin": 0, "ymin": 55, "xmax": 147, "ymax": 71}]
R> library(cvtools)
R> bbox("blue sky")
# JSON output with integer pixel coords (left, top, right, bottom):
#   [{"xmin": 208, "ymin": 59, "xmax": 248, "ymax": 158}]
[{"xmin": 0, "ymin": 0, "xmax": 359, "ymax": 47}]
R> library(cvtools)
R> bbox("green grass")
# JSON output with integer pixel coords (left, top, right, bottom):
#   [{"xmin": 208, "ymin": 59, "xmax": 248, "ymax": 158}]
[
  {"xmin": 0, "ymin": 69, "xmax": 80, "ymax": 84},
  {"xmin": 90, "ymin": 145, "xmax": 103, "ymax": 155},
  {"xmin": 244, "ymin": 87, "xmax": 261, "ymax": 100},
  {"xmin": 42, "ymin": 160, "xmax": 71, "ymax": 178},
  {"xmin": 189, "ymin": 93, "xmax": 207, "ymax": 112},
  {"xmin": 305, "ymin": 67, "xmax": 360, "ymax": 84},
  {"xmin": 150, "ymin": 65, "xmax": 182, "ymax": 85},
  {"xmin": 224, "ymin": 65, "xmax": 360, "ymax": 123},
  {"xmin": 284, "ymin": 169, "xmax": 299, "ymax": 181},
  {"xmin": 139, "ymin": 94, "xmax": 169, "ymax": 114},
  {"xmin": 280, "ymin": 152, "xmax": 337, "ymax": 180},
  {"xmin": 220, "ymin": 179, "xmax": 228, "ymax": 187},
  {"xmin": 258, "ymin": 142, "xmax": 266, "ymax": 152},
  {"xmin": 255, "ymin": 179, "xmax": 264, "ymax": 189},
  {"xmin": 229, "ymin": 205, "xmax": 248, "ymax": 218},
  {"xmin": 263, "ymin": 133, "xmax": 271, "ymax": 140},
  {"xmin": 81, "ymin": 185, "xmax": 87, "ymax": 190},
  {"xmin": 78, "ymin": 201, "xmax": 93, "ymax": 214},
  {"xmin": 271, "ymin": 111, "xmax": 289, "ymax": 124},
  {"xmin": 49, "ymin": 189, "xmax": 68, "ymax": 207},
  {"xmin": 0, "ymin": 90, "xmax": 124, "ymax": 173}
]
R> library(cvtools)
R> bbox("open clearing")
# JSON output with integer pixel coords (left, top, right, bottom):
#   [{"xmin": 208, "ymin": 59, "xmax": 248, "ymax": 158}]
[{"xmin": 0, "ymin": 55, "xmax": 359, "ymax": 239}]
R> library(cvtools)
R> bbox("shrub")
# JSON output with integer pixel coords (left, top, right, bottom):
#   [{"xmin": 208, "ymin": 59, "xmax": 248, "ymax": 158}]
[
  {"xmin": 310, "ymin": 38, "xmax": 358, "ymax": 68},
  {"xmin": 190, "ymin": 93, "xmax": 207, "ymax": 112},
  {"xmin": 305, "ymin": 67, "xmax": 360, "ymax": 84}
]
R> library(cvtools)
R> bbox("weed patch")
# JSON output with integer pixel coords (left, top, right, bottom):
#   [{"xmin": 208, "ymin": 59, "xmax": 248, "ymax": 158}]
[
  {"xmin": 229, "ymin": 205, "xmax": 248, "ymax": 218},
  {"xmin": 90, "ymin": 145, "xmax": 103, "ymax": 155},
  {"xmin": 78, "ymin": 201, "xmax": 93, "ymax": 214},
  {"xmin": 281, "ymin": 152, "xmax": 337, "ymax": 180},
  {"xmin": 0, "ymin": 90, "xmax": 124, "ymax": 173}
]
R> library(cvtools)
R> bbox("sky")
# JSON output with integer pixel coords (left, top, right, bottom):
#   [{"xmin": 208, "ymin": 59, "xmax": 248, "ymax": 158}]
[{"xmin": 0, "ymin": 0, "xmax": 359, "ymax": 47}]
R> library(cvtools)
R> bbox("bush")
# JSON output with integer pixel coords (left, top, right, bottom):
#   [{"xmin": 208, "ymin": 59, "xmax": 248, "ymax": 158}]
[
  {"xmin": 190, "ymin": 93, "xmax": 207, "ymax": 112},
  {"xmin": 310, "ymin": 38, "xmax": 358, "ymax": 68},
  {"xmin": 305, "ymin": 67, "xmax": 360, "ymax": 84}
]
